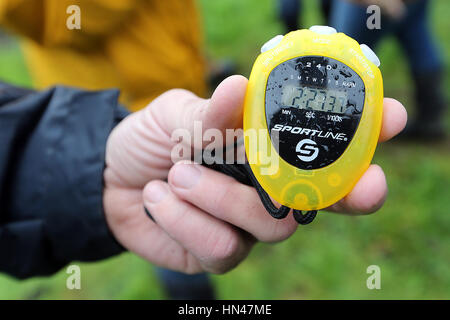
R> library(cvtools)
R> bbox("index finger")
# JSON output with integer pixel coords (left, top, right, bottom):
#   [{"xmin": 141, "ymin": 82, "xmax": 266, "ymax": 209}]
[{"xmin": 168, "ymin": 161, "xmax": 299, "ymax": 243}]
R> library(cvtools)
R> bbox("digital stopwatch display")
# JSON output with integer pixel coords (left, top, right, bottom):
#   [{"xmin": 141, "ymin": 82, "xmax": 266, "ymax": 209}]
[
  {"xmin": 281, "ymin": 86, "xmax": 348, "ymax": 114},
  {"xmin": 266, "ymin": 56, "xmax": 365, "ymax": 170}
]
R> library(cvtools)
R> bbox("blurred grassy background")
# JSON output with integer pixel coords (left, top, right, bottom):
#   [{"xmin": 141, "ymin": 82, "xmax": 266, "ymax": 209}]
[{"xmin": 0, "ymin": 0, "xmax": 448, "ymax": 299}]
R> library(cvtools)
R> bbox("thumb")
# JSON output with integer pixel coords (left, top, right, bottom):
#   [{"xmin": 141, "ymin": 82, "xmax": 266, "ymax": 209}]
[
  {"xmin": 104, "ymin": 75, "xmax": 248, "ymax": 188},
  {"xmin": 150, "ymin": 75, "xmax": 248, "ymax": 146}
]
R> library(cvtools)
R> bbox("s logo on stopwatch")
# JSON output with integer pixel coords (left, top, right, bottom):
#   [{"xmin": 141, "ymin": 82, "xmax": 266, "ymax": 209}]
[{"xmin": 296, "ymin": 139, "xmax": 319, "ymax": 162}]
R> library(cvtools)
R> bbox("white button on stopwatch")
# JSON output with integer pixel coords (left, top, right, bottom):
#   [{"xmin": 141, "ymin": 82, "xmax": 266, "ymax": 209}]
[
  {"xmin": 260, "ymin": 26, "xmax": 381, "ymax": 68},
  {"xmin": 309, "ymin": 25, "xmax": 337, "ymax": 35},
  {"xmin": 360, "ymin": 44, "xmax": 381, "ymax": 67},
  {"xmin": 261, "ymin": 35, "xmax": 284, "ymax": 53}
]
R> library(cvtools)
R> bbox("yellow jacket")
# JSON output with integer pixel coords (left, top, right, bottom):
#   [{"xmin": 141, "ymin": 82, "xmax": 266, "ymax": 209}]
[{"xmin": 0, "ymin": 0, "xmax": 207, "ymax": 111}]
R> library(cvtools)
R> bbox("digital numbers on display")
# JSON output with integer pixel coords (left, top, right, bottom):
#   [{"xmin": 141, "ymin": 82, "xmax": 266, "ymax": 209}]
[{"xmin": 282, "ymin": 85, "xmax": 348, "ymax": 114}]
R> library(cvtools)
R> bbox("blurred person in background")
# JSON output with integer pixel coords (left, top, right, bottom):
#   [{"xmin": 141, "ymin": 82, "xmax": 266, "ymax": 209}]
[
  {"xmin": 0, "ymin": 0, "xmax": 212, "ymax": 300},
  {"xmin": 0, "ymin": 0, "xmax": 207, "ymax": 111},
  {"xmin": 278, "ymin": 0, "xmax": 332, "ymax": 32},
  {"xmin": 278, "ymin": 0, "xmax": 446, "ymax": 140},
  {"xmin": 328, "ymin": 0, "xmax": 447, "ymax": 140}
]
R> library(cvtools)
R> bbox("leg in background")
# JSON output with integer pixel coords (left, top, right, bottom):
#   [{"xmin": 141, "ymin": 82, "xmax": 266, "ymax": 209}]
[
  {"xmin": 278, "ymin": 0, "xmax": 301, "ymax": 32},
  {"xmin": 394, "ymin": 0, "xmax": 447, "ymax": 139},
  {"xmin": 320, "ymin": 0, "xmax": 332, "ymax": 25},
  {"xmin": 155, "ymin": 267, "xmax": 216, "ymax": 300},
  {"xmin": 329, "ymin": 0, "xmax": 389, "ymax": 47}
]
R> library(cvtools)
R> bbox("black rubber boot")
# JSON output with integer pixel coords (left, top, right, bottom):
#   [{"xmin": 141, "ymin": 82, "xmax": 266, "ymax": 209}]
[{"xmin": 400, "ymin": 70, "xmax": 447, "ymax": 141}]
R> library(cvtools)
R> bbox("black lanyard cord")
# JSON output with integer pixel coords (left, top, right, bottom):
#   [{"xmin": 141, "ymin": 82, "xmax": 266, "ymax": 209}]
[{"xmin": 203, "ymin": 160, "xmax": 317, "ymax": 225}]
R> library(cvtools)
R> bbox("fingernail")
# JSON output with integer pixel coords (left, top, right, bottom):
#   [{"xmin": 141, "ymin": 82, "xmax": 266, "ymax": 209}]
[
  {"xmin": 171, "ymin": 164, "xmax": 201, "ymax": 189},
  {"xmin": 144, "ymin": 183, "xmax": 168, "ymax": 204},
  {"xmin": 144, "ymin": 206, "xmax": 155, "ymax": 222}
]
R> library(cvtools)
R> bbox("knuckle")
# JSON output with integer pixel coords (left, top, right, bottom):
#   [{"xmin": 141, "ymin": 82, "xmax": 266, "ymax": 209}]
[
  {"xmin": 359, "ymin": 197, "xmax": 385, "ymax": 214},
  {"xmin": 164, "ymin": 202, "xmax": 192, "ymax": 232},
  {"xmin": 180, "ymin": 251, "xmax": 204, "ymax": 275},
  {"xmin": 353, "ymin": 190, "xmax": 387, "ymax": 215},
  {"xmin": 214, "ymin": 180, "xmax": 243, "ymax": 215},
  {"xmin": 167, "ymin": 162, "xmax": 192, "ymax": 187},
  {"xmin": 143, "ymin": 180, "xmax": 166, "ymax": 199},
  {"xmin": 206, "ymin": 228, "xmax": 240, "ymax": 263},
  {"xmin": 160, "ymin": 88, "xmax": 192, "ymax": 101},
  {"xmin": 264, "ymin": 220, "xmax": 298, "ymax": 243},
  {"xmin": 148, "ymin": 88, "xmax": 194, "ymax": 121}
]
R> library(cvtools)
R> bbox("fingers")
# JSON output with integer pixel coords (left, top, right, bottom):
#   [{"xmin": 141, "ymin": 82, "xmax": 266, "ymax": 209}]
[
  {"xmin": 379, "ymin": 98, "xmax": 407, "ymax": 142},
  {"xmin": 168, "ymin": 161, "xmax": 299, "ymax": 243},
  {"xmin": 326, "ymin": 164, "xmax": 388, "ymax": 215},
  {"xmin": 103, "ymin": 188, "xmax": 204, "ymax": 274},
  {"xmin": 143, "ymin": 180, "xmax": 254, "ymax": 274},
  {"xmin": 325, "ymin": 99, "xmax": 404, "ymax": 214},
  {"xmin": 149, "ymin": 75, "xmax": 248, "ymax": 145}
]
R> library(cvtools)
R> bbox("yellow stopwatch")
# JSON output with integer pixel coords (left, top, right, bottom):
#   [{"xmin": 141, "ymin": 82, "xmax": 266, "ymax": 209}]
[{"xmin": 243, "ymin": 26, "xmax": 384, "ymax": 221}]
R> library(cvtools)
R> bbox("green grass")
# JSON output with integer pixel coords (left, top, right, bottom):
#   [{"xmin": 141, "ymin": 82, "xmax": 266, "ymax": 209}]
[
  {"xmin": 0, "ymin": 36, "xmax": 31, "ymax": 87},
  {"xmin": 0, "ymin": 0, "xmax": 449, "ymax": 299}
]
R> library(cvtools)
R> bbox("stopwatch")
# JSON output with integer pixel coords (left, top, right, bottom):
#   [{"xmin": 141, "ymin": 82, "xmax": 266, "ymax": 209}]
[{"xmin": 242, "ymin": 26, "xmax": 384, "ymax": 224}]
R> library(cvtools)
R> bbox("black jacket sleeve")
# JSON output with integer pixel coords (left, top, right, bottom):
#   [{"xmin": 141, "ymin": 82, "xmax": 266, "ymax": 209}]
[{"xmin": 0, "ymin": 82, "xmax": 129, "ymax": 279}]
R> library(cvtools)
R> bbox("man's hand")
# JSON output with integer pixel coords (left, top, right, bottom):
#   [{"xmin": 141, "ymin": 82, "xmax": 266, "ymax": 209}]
[{"xmin": 102, "ymin": 76, "xmax": 407, "ymax": 274}]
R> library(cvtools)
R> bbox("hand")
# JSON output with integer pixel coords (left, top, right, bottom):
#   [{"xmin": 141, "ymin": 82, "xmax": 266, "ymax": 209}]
[{"xmin": 103, "ymin": 76, "xmax": 407, "ymax": 274}]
